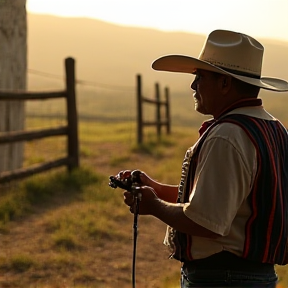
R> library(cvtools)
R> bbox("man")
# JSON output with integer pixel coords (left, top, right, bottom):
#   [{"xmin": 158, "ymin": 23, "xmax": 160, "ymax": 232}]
[{"xmin": 117, "ymin": 30, "xmax": 288, "ymax": 287}]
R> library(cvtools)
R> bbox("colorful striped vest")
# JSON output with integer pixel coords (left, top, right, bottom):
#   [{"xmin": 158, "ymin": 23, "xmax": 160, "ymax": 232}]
[{"xmin": 171, "ymin": 114, "xmax": 288, "ymax": 265}]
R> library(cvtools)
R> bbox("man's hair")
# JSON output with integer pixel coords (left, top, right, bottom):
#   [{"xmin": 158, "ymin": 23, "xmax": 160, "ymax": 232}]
[
  {"xmin": 231, "ymin": 77, "xmax": 260, "ymax": 98},
  {"xmin": 209, "ymin": 70, "xmax": 261, "ymax": 98},
  {"xmin": 212, "ymin": 72, "xmax": 260, "ymax": 98}
]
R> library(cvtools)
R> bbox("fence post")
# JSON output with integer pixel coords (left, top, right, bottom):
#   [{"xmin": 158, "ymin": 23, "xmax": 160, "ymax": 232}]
[
  {"xmin": 155, "ymin": 83, "xmax": 161, "ymax": 138},
  {"xmin": 136, "ymin": 74, "xmax": 143, "ymax": 145},
  {"xmin": 65, "ymin": 57, "xmax": 79, "ymax": 171},
  {"xmin": 165, "ymin": 87, "xmax": 171, "ymax": 134}
]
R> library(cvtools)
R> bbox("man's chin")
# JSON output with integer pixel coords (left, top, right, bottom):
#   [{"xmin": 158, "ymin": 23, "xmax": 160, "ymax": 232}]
[
  {"xmin": 196, "ymin": 108, "xmax": 211, "ymax": 117},
  {"xmin": 195, "ymin": 105, "xmax": 205, "ymax": 114}
]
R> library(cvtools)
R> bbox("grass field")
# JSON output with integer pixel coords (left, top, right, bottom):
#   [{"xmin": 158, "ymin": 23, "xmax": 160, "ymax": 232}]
[
  {"xmin": 1, "ymin": 88, "xmax": 288, "ymax": 287},
  {"xmin": 1, "ymin": 118, "xmax": 193, "ymax": 288}
]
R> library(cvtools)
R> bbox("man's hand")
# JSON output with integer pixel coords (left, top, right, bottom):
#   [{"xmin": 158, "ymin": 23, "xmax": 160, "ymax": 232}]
[{"xmin": 123, "ymin": 186, "xmax": 159, "ymax": 215}]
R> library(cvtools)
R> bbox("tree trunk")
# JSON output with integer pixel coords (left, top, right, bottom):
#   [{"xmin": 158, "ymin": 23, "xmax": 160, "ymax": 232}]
[{"xmin": 0, "ymin": 0, "xmax": 27, "ymax": 172}]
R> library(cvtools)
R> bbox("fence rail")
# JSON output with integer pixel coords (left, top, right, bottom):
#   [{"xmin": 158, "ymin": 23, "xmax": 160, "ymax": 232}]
[
  {"xmin": 0, "ymin": 57, "xmax": 79, "ymax": 184},
  {"xmin": 0, "ymin": 127, "xmax": 68, "ymax": 143},
  {"xmin": 136, "ymin": 74, "xmax": 171, "ymax": 144},
  {"xmin": 0, "ymin": 91, "xmax": 67, "ymax": 100}
]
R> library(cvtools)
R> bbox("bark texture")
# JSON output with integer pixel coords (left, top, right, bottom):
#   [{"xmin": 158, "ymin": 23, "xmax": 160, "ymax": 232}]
[{"xmin": 0, "ymin": 0, "xmax": 27, "ymax": 171}]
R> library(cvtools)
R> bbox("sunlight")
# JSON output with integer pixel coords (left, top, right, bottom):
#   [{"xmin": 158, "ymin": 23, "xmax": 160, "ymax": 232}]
[{"xmin": 26, "ymin": 0, "xmax": 288, "ymax": 42}]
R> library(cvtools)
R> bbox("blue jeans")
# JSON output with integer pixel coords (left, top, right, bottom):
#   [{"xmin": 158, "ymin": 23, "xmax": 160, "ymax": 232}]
[{"xmin": 180, "ymin": 268, "xmax": 278, "ymax": 287}]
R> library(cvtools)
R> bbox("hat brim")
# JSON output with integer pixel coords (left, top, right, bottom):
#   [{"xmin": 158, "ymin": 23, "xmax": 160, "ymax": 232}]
[{"xmin": 152, "ymin": 55, "xmax": 288, "ymax": 92}]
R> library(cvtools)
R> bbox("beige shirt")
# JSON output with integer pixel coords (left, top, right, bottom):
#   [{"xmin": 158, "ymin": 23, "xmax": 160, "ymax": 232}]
[{"xmin": 170, "ymin": 106, "xmax": 275, "ymax": 259}]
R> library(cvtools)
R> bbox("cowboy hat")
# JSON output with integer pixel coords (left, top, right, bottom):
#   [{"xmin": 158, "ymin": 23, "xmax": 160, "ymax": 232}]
[{"xmin": 152, "ymin": 29, "xmax": 288, "ymax": 92}]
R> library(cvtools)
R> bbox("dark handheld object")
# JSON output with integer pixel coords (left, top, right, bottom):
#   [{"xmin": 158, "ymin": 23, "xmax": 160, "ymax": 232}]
[{"xmin": 109, "ymin": 170, "xmax": 142, "ymax": 193}]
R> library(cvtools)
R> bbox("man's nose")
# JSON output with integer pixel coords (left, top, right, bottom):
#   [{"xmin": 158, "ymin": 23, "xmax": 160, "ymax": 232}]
[{"xmin": 191, "ymin": 80, "xmax": 197, "ymax": 90}]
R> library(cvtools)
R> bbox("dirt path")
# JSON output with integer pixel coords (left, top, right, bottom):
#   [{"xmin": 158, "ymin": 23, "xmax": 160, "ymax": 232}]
[{"xmin": 0, "ymin": 205, "xmax": 181, "ymax": 288}]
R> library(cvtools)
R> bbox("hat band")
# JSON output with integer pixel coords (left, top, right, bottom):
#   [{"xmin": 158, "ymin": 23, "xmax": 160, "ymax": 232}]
[{"xmin": 217, "ymin": 66, "xmax": 261, "ymax": 79}]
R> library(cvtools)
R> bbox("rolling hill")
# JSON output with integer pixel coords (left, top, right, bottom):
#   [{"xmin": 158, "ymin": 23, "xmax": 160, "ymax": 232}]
[{"xmin": 27, "ymin": 13, "xmax": 288, "ymax": 94}]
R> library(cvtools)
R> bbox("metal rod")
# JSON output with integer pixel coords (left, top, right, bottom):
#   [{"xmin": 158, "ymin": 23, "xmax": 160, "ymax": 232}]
[{"xmin": 132, "ymin": 195, "xmax": 140, "ymax": 288}]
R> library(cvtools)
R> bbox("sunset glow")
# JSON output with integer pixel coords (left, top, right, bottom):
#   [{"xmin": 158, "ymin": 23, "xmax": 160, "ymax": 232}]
[{"xmin": 26, "ymin": 0, "xmax": 288, "ymax": 42}]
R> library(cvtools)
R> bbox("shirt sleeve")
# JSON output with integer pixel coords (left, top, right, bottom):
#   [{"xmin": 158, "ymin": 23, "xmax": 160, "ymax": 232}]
[{"xmin": 183, "ymin": 123, "xmax": 256, "ymax": 236}]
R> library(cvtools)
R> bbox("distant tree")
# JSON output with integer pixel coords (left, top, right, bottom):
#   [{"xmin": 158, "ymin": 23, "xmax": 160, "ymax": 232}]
[{"xmin": 0, "ymin": 0, "xmax": 27, "ymax": 172}]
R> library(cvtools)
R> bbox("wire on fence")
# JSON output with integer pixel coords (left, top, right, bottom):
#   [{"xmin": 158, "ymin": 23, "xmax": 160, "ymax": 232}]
[{"xmin": 28, "ymin": 68, "xmax": 134, "ymax": 92}]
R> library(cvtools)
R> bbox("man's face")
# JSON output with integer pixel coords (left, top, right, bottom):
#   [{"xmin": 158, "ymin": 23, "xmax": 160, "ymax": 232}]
[{"xmin": 191, "ymin": 69, "xmax": 221, "ymax": 116}]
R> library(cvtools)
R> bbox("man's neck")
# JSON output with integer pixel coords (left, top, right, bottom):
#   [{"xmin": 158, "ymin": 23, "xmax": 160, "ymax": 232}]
[{"xmin": 213, "ymin": 98, "xmax": 262, "ymax": 119}]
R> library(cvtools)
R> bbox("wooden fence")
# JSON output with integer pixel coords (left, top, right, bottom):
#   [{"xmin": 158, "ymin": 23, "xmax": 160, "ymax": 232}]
[
  {"xmin": 136, "ymin": 74, "xmax": 171, "ymax": 144},
  {"xmin": 0, "ymin": 57, "xmax": 79, "ymax": 183}
]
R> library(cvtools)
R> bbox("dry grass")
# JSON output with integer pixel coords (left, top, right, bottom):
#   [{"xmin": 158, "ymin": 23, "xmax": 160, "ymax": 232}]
[{"xmin": 1, "ymin": 120, "xmax": 193, "ymax": 288}]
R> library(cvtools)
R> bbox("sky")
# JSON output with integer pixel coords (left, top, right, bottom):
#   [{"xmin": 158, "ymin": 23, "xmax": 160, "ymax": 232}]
[{"xmin": 26, "ymin": 0, "xmax": 288, "ymax": 42}]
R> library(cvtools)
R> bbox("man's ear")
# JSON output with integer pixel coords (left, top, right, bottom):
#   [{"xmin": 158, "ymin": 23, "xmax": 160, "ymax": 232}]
[{"xmin": 220, "ymin": 75, "xmax": 232, "ymax": 94}]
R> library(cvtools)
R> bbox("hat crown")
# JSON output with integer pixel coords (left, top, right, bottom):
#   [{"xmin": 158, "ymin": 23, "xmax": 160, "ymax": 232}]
[{"xmin": 199, "ymin": 30, "xmax": 264, "ymax": 77}]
